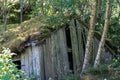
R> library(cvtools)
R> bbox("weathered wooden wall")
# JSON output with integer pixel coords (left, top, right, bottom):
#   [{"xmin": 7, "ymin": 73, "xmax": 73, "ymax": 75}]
[
  {"xmin": 43, "ymin": 28, "xmax": 69, "ymax": 80},
  {"xmin": 13, "ymin": 20, "xmax": 113, "ymax": 80},
  {"xmin": 21, "ymin": 46, "xmax": 42, "ymax": 80},
  {"xmin": 20, "ymin": 28, "xmax": 69, "ymax": 80},
  {"xmin": 69, "ymin": 19, "xmax": 84, "ymax": 73}
]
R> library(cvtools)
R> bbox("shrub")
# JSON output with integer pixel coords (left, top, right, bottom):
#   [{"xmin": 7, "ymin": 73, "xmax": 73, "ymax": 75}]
[
  {"xmin": 0, "ymin": 48, "xmax": 26, "ymax": 80},
  {"xmin": 87, "ymin": 65, "xmax": 109, "ymax": 75}
]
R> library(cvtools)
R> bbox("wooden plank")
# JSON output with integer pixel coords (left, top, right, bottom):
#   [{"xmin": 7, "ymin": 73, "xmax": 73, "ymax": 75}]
[
  {"xmin": 31, "ymin": 45, "xmax": 41, "ymax": 80},
  {"xmin": 44, "ymin": 36, "xmax": 55, "ymax": 80},
  {"xmin": 21, "ymin": 51, "xmax": 28, "ymax": 77},
  {"xmin": 31, "ymin": 45, "xmax": 37, "ymax": 79},
  {"xmin": 25, "ymin": 48, "xmax": 29, "ymax": 77},
  {"xmin": 21, "ymin": 52, "xmax": 25, "ymax": 76},
  {"xmin": 50, "ymin": 32, "xmax": 57, "ymax": 79},
  {"xmin": 43, "ymin": 44, "xmax": 47, "ymax": 80},
  {"xmin": 69, "ymin": 19, "xmax": 80, "ymax": 73},
  {"xmin": 58, "ymin": 28, "xmax": 69, "ymax": 78},
  {"xmin": 40, "ymin": 44, "xmax": 45, "ymax": 80},
  {"xmin": 28, "ymin": 47, "xmax": 33, "ymax": 78},
  {"xmin": 76, "ymin": 20, "xmax": 84, "ymax": 71}
]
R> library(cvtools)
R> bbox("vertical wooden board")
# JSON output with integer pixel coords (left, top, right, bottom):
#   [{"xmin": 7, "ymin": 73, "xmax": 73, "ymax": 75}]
[
  {"xmin": 25, "ymin": 48, "xmax": 30, "ymax": 77},
  {"xmin": 36, "ymin": 46, "xmax": 42, "ymax": 80},
  {"xmin": 43, "ymin": 44, "xmax": 47, "ymax": 80},
  {"xmin": 21, "ymin": 52, "xmax": 25, "ymax": 76},
  {"xmin": 69, "ymin": 19, "xmax": 80, "ymax": 73},
  {"xmin": 31, "ymin": 45, "xmax": 37, "ymax": 78},
  {"xmin": 76, "ymin": 20, "xmax": 84, "ymax": 71},
  {"xmin": 28, "ymin": 47, "xmax": 33, "ymax": 77},
  {"xmin": 44, "ymin": 37, "xmax": 55, "ymax": 80},
  {"xmin": 40, "ymin": 44, "xmax": 45, "ymax": 80},
  {"xmin": 57, "ymin": 28, "xmax": 69, "ymax": 78},
  {"xmin": 31, "ymin": 45, "xmax": 41, "ymax": 80},
  {"xmin": 21, "ymin": 48, "xmax": 29, "ymax": 77},
  {"xmin": 55, "ymin": 30, "xmax": 62, "ymax": 80},
  {"xmin": 50, "ymin": 32, "xmax": 57, "ymax": 79}
]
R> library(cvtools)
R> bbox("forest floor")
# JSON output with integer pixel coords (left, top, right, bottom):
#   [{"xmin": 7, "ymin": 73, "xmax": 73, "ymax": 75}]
[{"xmin": 64, "ymin": 62, "xmax": 120, "ymax": 80}]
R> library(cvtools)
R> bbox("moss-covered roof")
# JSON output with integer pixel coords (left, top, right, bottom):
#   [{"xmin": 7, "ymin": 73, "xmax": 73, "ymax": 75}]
[
  {"xmin": 0, "ymin": 18, "xmax": 117, "ymax": 55},
  {"xmin": 0, "ymin": 18, "xmax": 50, "ymax": 52}
]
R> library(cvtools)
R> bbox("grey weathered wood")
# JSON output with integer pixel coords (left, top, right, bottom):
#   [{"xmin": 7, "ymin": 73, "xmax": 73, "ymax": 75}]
[
  {"xmin": 76, "ymin": 20, "xmax": 84, "ymax": 71},
  {"xmin": 44, "ymin": 36, "xmax": 55, "ymax": 80},
  {"xmin": 28, "ymin": 47, "xmax": 33, "ymax": 78},
  {"xmin": 21, "ymin": 51, "xmax": 28, "ymax": 77},
  {"xmin": 69, "ymin": 19, "xmax": 80, "ymax": 73},
  {"xmin": 58, "ymin": 28, "xmax": 69, "ymax": 78},
  {"xmin": 25, "ymin": 48, "xmax": 29, "ymax": 77},
  {"xmin": 43, "ymin": 28, "xmax": 69, "ymax": 80},
  {"xmin": 40, "ymin": 44, "xmax": 45, "ymax": 80},
  {"xmin": 32, "ymin": 45, "xmax": 42, "ymax": 80},
  {"xmin": 50, "ymin": 32, "xmax": 57, "ymax": 79}
]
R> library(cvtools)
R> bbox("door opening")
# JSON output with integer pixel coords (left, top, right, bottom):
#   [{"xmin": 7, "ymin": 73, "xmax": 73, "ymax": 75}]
[
  {"xmin": 65, "ymin": 27, "xmax": 73, "ymax": 73},
  {"xmin": 13, "ymin": 60, "xmax": 21, "ymax": 70}
]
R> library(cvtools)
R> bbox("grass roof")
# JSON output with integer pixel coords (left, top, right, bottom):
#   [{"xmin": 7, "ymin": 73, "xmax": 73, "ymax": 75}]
[
  {"xmin": 0, "ymin": 18, "xmax": 50, "ymax": 52},
  {"xmin": 0, "ymin": 18, "xmax": 116, "ymax": 54}
]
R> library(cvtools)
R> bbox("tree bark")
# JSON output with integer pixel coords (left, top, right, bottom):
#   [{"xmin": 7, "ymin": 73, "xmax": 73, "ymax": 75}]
[
  {"xmin": 94, "ymin": 1, "xmax": 111, "ymax": 67},
  {"xmin": 82, "ymin": 0, "xmax": 97, "ymax": 71},
  {"xmin": 20, "ymin": 0, "xmax": 24, "ymax": 23},
  {"xmin": 1, "ymin": 0, "xmax": 7, "ymax": 35}
]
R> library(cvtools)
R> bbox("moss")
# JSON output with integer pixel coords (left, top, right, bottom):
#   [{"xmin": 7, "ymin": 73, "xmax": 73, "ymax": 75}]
[
  {"xmin": 79, "ymin": 62, "xmax": 120, "ymax": 80},
  {"xmin": 87, "ymin": 65, "xmax": 109, "ymax": 75},
  {"xmin": 0, "ymin": 18, "xmax": 50, "ymax": 52}
]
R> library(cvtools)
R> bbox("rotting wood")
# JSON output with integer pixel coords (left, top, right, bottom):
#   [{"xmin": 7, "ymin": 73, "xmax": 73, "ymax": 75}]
[
  {"xmin": 32, "ymin": 46, "xmax": 42, "ymax": 80},
  {"xmin": 57, "ymin": 28, "xmax": 69, "ymax": 79},
  {"xmin": 69, "ymin": 19, "xmax": 80, "ymax": 73},
  {"xmin": 28, "ymin": 47, "xmax": 33, "ymax": 77},
  {"xmin": 44, "ymin": 36, "xmax": 55, "ymax": 80},
  {"xmin": 76, "ymin": 20, "xmax": 84, "ymax": 72},
  {"xmin": 40, "ymin": 44, "xmax": 45, "ymax": 80}
]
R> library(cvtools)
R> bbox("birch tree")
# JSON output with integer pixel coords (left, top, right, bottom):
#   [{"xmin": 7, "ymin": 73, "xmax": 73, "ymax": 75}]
[
  {"xmin": 82, "ymin": 0, "xmax": 97, "ymax": 71},
  {"xmin": 2, "ymin": 0, "xmax": 8, "ymax": 34},
  {"xmin": 20, "ymin": 0, "xmax": 24, "ymax": 23},
  {"xmin": 94, "ymin": 1, "xmax": 111, "ymax": 67}
]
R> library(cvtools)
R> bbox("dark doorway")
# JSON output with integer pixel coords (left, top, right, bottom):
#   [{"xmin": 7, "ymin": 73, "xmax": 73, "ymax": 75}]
[
  {"xmin": 65, "ymin": 27, "xmax": 73, "ymax": 73},
  {"xmin": 13, "ymin": 60, "xmax": 21, "ymax": 70}
]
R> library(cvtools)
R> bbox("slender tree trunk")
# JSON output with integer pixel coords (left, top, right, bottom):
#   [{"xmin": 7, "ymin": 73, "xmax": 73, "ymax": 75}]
[
  {"xmin": 1, "ymin": 0, "xmax": 7, "ymax": 35},
  {"xmin": 94, "ymin": 1, "xmax": 111, "ymax": 67},
  {"xmin": 82, "ymin": 0, "xmax": 97, "ymax": 71},
  {"xmin": 20, "ymin": 0, "xmax": 24, "ymax": 23}
]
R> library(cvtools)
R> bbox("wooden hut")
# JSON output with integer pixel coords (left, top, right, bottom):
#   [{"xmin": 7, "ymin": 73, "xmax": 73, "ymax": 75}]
[{"xmin": 11, "ymin": 19, "xmax": 116, "ymax": 80}]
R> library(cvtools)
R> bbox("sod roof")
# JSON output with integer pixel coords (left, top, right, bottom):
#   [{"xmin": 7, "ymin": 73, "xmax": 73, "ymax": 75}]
[{"xmin": 0, "ymin": 18, "xmax": 117, "ymax": 55}]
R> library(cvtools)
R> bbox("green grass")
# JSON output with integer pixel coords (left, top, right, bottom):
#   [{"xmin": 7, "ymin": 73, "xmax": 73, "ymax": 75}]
[{"xmin": 0, "ymin": 18, "xmax": 47, "ymax": 52}]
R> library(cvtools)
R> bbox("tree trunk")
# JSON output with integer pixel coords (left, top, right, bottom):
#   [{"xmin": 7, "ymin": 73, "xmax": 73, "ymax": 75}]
[
  {"xmin": 82, "ymin": 0, "xmax": 97, "ymax": 71},
  {"xmin": 1, "ymin": 0, "xmax": 7, "ymax": 35},
  {"xmin": 20, "ymin": 0, "xmax": 24, "ymax": 23},
  {"xmin": 94, "ymin": 1, "xmax": 111, "ymax": 67}
]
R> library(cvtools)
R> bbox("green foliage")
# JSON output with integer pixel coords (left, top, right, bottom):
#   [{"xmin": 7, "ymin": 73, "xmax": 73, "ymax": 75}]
[
  {"xmin": 62, "ymin": 74, "xmax": 80, "ymax": 80},
  {"xmin": 95, "ymin": 0, "xmax": 120, "ymax": 53},
  {"xmin": 0, "ymin": 48, "xmax": 25, "ymax": 80},
  {"xmin": 86, "ymin": 65, "xmax": 109, "ymax": 75},
  {"xmin": 30, "ymin": 0, "xmax": 81, "ymax": 27}
]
